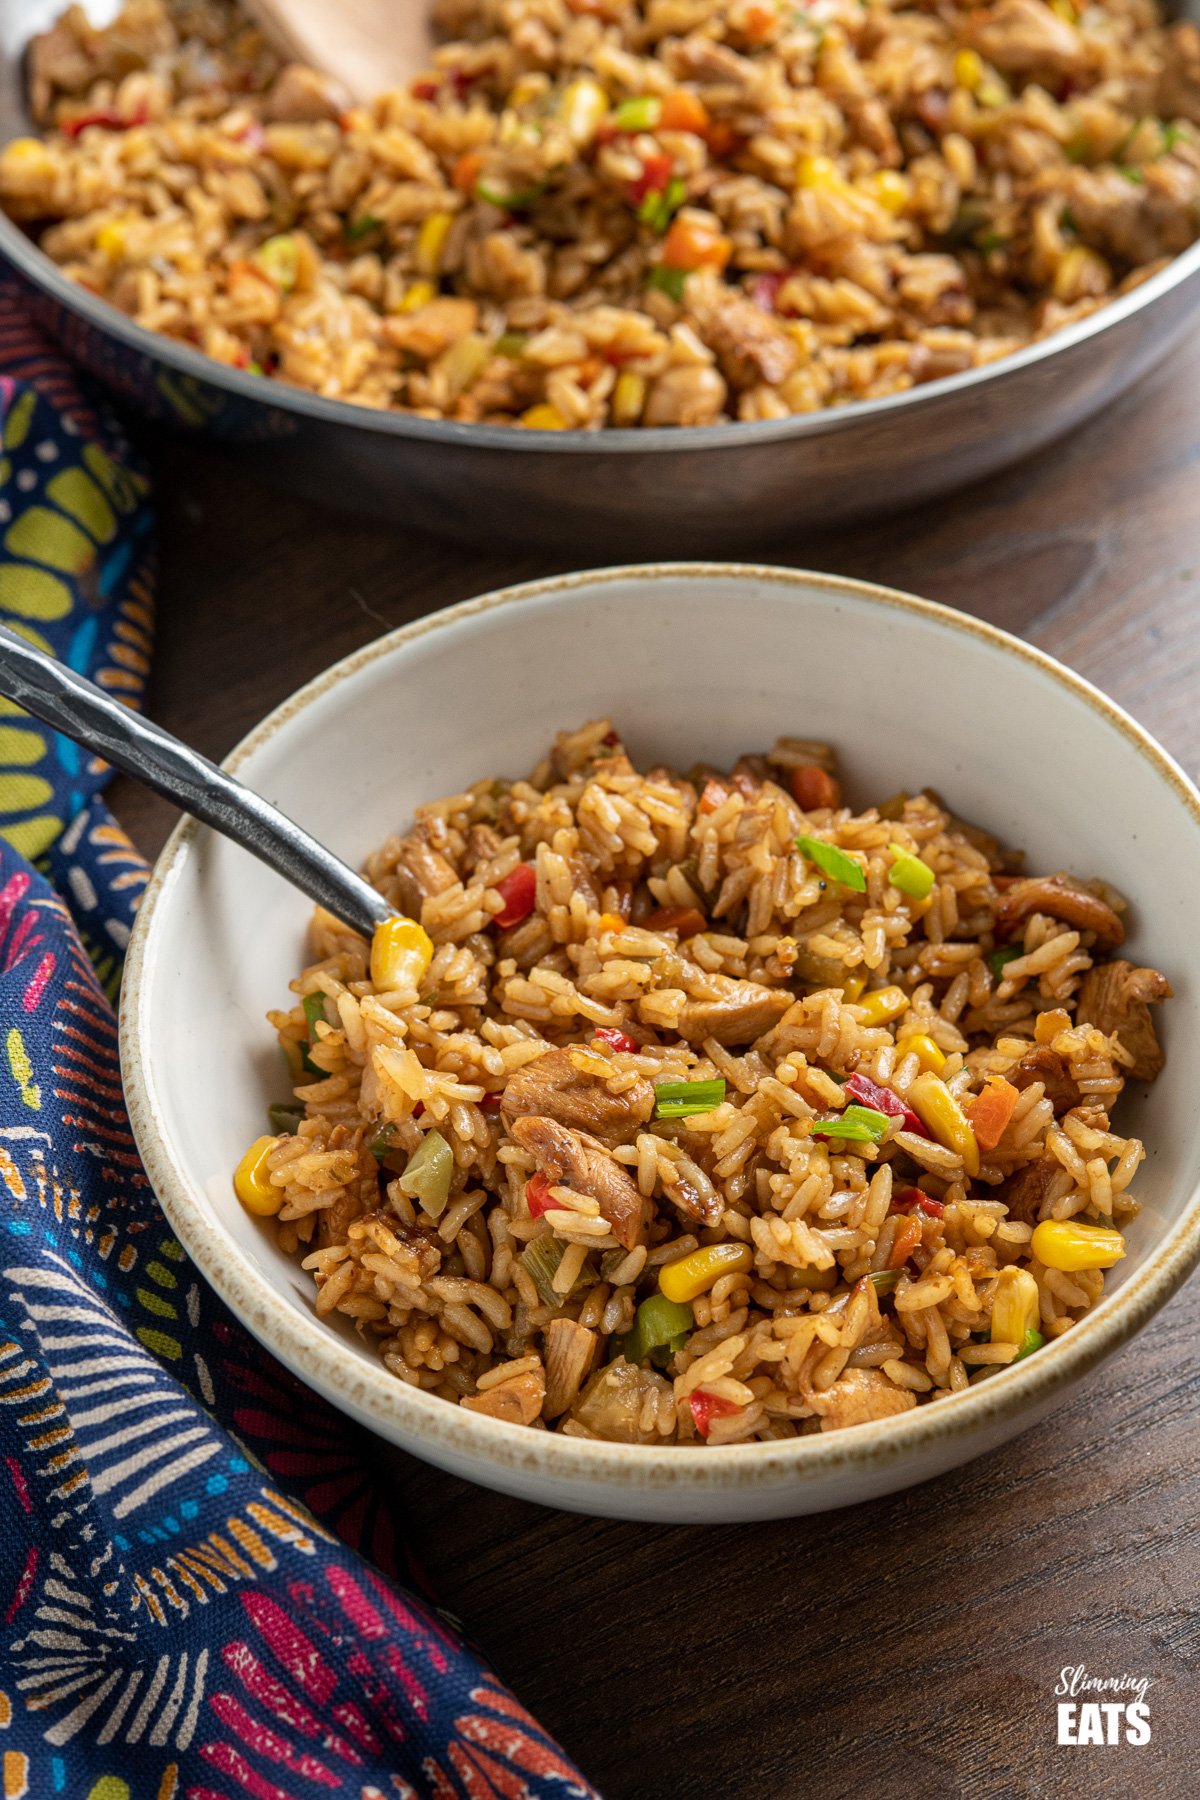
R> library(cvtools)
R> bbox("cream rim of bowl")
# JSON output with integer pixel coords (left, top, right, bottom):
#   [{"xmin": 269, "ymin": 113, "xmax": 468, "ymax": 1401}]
[{"xmin": 119, "ymin": 564, "xmax": 1200, "ymax": 1520}]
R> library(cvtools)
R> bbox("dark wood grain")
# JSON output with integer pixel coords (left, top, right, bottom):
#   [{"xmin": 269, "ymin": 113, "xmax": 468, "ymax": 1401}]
[{"xmin": 111, "ymin": 337, "xmax": 1200, "ymax": 1800}]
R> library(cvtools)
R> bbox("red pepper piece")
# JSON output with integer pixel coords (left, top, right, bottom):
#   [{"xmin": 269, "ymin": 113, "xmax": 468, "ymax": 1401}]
[
  {"xmin": 411, "ymin": 78, "xmax": 440, "ymax": 99},
  {"xmin": 627, "ymin": 152, "xmax": 673, "ymax": 207},
  {"xmin": 689, "ymin": 1390, "xmax": 742, "ymax": 1437},
  {"xmin": 888, "ymin": 1216, "xmax": 924, "ymax": 1267},
  {"xmin": 845, "ymin": 1071, "xmax": 930, "ymax": 1140},
  {"xmin": 891, "ymin": 1186, "xmax": 945, "ymax": 1219},
  {"xmin": 493, "ymin": 862, "xmax": 537, "ymax": 928},
  {"xmin": 789, "ymin": 764, "xmax": 840, "ymax": 810},
  {"xmin": 750, "ymin": 270, "xmax": 789, "ymax": 314},
  {"xmin": 61, "ymin": 106, "xmax": 148, "ymax": 137},
  {"xmin": 526, "ymin": 1171, "xmax": 555, "ymax": 1218},
  {"xmin": 644, "ymin": 905, "xmax": 706, "ymax": 938},
  {"xmin": 481, "ymin": 1092, "xmax": 503, "ymax": 1112},
  {"xmin": 594, "ymin": 1025, "xmax": 639, "ymax": 1054}
]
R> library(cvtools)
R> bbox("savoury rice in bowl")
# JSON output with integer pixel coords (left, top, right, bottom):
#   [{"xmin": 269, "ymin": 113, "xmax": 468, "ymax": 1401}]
[
  {"xmin": 4, "ymin": 0, "xmax": 1200, "ymax": 428},
  {"xmin": 235, "ymin": 718, "xmax": 1171, "ymax": 1446}
]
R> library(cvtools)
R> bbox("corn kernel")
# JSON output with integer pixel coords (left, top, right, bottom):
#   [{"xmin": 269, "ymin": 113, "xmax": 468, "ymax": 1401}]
[
  {"xmin": 1034, "ymin": 1007, "xmax": 1072, "ymax": 1046},
  {"xmin": 597, "ymin": 911, "xmax": 625, "ymax": 932},
  {"xmin": 659, "ymin": 1241, "xmax": 753, "ymax": 1303},
  {"xmin": 1052, "ymin": 243, "xmax": 1112, "ymax": 303},
  {"xmin": 990, "ymin": 1267, "xmax": 1040, "ymax": 1345},
  {"xmin": 954, "ymin": 49, "xmax": 984, "ymax": 93},
  {"xmin": 796, "ymin": 153, "xmax": 841, "ymax": 191},
  {"xmin": 559, "ymin": 75, "xmax": 610, "ymax": 147},
  {"xmin": 895, "ymin": 1033, "xmax": 946, "ymax": 1074},
  {"xmin": 1031, "ymin": 1219, "xmax": 1125, "ymax": 1272},
  {"xmin": 398, "ymin": 280, "xmax": 436, "ymax": 313},
  {"xmin": 414, "ymin": 210, "xmax": 453, "ymax": 277},
  {"xmin": 864, "ymin": 169, "xmax": 910, "ymax": 214},
  {"xmin": 841, "ymin": 972, "xmax": 867, "ymax": 1003},
  {"xmin": 853, "ymin": 986, "xmax": 908, "ymax": 1028},
  {"xmin": 370, "ymin": 915, "xmax": 434, "ymax": 993},
  {"xmin": 1049, "ymin": 0, "xmax": 1077, "ymax": 19},
  {"xmin": 519, "ymin": 403, "xmax": 569, "ymax": 430},
  {"xmin": 436, "ymin": 331, "xmax": 490, "ymax": 400},
  {"xmin": 611, "ymin": 369, "xmax": 646, "ymax": 427},
  {"xmin": 906, "ymin": 1071, "xmax": 980, "ymax": 1176},
  {"xmin": 234, "ymin": 1135, "xmax": 282, "ymax": 1216},
  {"xmin": 1, "ymin": 137, "xmax": 55, "ymax": 178},
  {"xmin": 95, "ymin": 219, "xmax": 131, "ymax": 263}
]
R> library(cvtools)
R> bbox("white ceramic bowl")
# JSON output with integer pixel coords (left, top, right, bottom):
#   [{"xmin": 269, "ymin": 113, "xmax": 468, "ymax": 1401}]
[{"xmin": 122, "ymin": 565, "xmax": 1200, "ymax": 1523}]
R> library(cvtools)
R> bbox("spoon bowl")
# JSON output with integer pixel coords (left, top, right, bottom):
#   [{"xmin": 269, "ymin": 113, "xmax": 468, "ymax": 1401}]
[{"xmin": 240, "ymin": 0, "xmax": 434, "ymax": 104}]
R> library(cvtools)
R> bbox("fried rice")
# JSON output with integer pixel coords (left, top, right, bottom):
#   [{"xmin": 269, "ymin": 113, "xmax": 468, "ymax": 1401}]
[
  {"xmin": 3, "ymin": 0, "xmax": 1200, "ymax": 427},
  {"xmin": 234, "ymin": 721, "xmax": 1171, "ymax": 1444}
]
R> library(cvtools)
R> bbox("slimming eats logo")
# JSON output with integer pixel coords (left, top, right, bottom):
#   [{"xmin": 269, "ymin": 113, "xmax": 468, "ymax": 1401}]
[{"xmin": 1056, "ymin": 1666, "xmax": 1152, "ymax": 1745}]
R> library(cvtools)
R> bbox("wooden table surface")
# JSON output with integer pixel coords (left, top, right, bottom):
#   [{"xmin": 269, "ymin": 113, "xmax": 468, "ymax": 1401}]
[{"xmin": 112, "ymin": 340, "xmax": 1200, "ymax": 1800}]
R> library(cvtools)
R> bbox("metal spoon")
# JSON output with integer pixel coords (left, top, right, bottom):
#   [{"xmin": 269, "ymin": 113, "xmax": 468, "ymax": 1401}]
[{"xmin": 0, "ymin": 625, "xmax": 391, "ymax": 940}]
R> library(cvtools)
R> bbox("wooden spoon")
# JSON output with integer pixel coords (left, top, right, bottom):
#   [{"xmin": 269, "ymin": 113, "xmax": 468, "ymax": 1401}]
[{"xmin": 240, "ymin": 0, "xmax": 435, "ymax": 105}]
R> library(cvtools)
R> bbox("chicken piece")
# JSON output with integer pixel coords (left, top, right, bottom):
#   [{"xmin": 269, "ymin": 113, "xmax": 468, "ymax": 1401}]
[
  {"xmin": 642, "ymin": 366, "xmax": 728, "ymax": 427},
  {"xmin": 570, "ymin": 1358, "xmax": 672, "ymax": 1443},
  {"xmin": 263, "ymin": 62, "xmax": 349, "ymax": 122},
  {"xmin": 1076, "ymin": 960, "xmax": 1172, "ymax": 1082},
  {"xmin": 387, "ymin": 821, "xmax": 458, "ymax": 919},
  {"xmin": 806, "ymin": 1368, "xmax": 917, "ymax": 1432},
  {"xmin": 461, "ymin": 1366, "xmax": 545, "ymax": 1426},
  {"xmin": 29, "ymin": 0, "xmax": 172, "ymax": 119},
  {"xmin": 1045, "ymin": 167, "xmax": 1199, "ymax": 269},
  {"xmin": 502, "ymin": 1048, "xmax": 655, "ymax": 1144},
  {"xmin": 994, "ymin": 874, "xmax": 1124, "ymax": 948},
  {"xmin": 1157, "ymin": 21, "xmax": 1200, "ymax": 126},
  {"xmin": 461, "ymin": 822, "xmax": 504, "ymax": 878},
  {"xmin": 689, "ymin": 287, "xmax": 799, "ymax": 390},
  {"xmin": 653, "ymin": 975, "xmax": 793, "ymax": 1046},
  {"xmin": 965, "ymin": 0, "xmax": 1086, "ymax": 79},
  {"xmin": 542, "ymin": 1318, "xmax": 598, "ymax": 1419},
  {"xmin": 384, "ymin": 297, "xmax": 480, "ymax": 360},
  {"xmin": 998, "ymin": 1148, "xmax": 1069, "ymax": 1226},
  {"xmin": 1008, "ymin": 1045, "xmax": 1082, "ymax": 1116},
  {"xmin": 507, "ymin": 1114, "xmax": 645, "ymax": 1249}
]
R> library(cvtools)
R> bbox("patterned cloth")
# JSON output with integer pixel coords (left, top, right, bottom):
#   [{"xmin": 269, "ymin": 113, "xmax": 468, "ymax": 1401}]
[{"xmin": 0, "ymin": 293, "xmax": 598, "ymax": 1798}]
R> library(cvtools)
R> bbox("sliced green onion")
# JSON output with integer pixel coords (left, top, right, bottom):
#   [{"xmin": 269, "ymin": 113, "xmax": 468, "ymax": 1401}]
[
  {"xmin": 253, "ymin": 232, "xmax": 299, "ymax": 291},
  {"xmin": 494, "ymin": 331, "xmax": 528, "ymax": 357},
  {"xmin": 1014, "ymin": 1326, "xmax": 1044, "ymax": 1360},
  {"xmin": 622, "ymin": 1293, "xmax": 693, "ymax": 1366},
  {"xmin": 268, "ymin": 1103, "xmax": 303, "ymax": 1135},
  {"xmin": 638, "ymin": 176, "xmax": 686, "ymax": 232},
  {"xmin": 811, "ymin": 1103, "xmax": 890, "ymax": 1144},
  {"xmin": 653, "ymin": 1078, "xmax": 726, "ymax": 1119},
  {"xmin": 646, "ymin": 264, "xmax": 687, "ymax": 301},
  {"xmin": 1118, "ymin": 164, "xmax": 1144, "ymax": 183},
  {"xmin": 346, "ymin": 213, "xmax": 382, "ymax": 240},
  {"xmin": 888, "ymin": 845, "xmax": 936, "ymax": 900},
  {"xmin": 475, "ymin": 178, "xmax": 546, "ymax": 209},
  {"xmin": 613, "ymin": 95, "xmax": 662, "ymax": 132},
  {"xmin": 988, "ymin": 945, "xmax": 1023, "ymax": 980},
  {"xmin": 797, "ymin": 834, "xmax": 867, "ymax": 893},
  {"xmin": 1163, "ymin": 121, "xmax": 1186, "ymax": 152},
  {"xmin": 520, "ymin": 1235, "xmax": 596, "ymax": 1306},
  {"xmin": 397, "ymin": 1127, "xmax": 453, "ymax": 1217},
  {"xmin": 247, "ymin": 360, "xmax": 264, "ymax": 375},
  {"xmin": 301, "ymin": 991, "xmax": 328, "ymax": 1074},
  {"xmin": 368, "ymin": 1123, "xmax": 397, "ymax": 1163},
  {"xmin": 869, "ymin": 1268, "xmax": 901, "ymax": 1294}
]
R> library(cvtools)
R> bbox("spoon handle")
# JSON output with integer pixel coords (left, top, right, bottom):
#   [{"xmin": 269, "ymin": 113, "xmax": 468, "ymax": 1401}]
[{"xmin": 0, "ymin": 626, "xmax": 391, "ymax": 940}]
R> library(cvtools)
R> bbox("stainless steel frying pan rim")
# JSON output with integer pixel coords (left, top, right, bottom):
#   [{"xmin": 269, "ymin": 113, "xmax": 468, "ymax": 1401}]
[{"xmin": 3, "ymin": 207, "xmax": 1198, "ymax": 457}]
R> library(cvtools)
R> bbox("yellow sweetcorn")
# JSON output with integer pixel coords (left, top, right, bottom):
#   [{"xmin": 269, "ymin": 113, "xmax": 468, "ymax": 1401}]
[
  {"xmin": 95, "ymin": 218, "xmax": 134, "ymax": 262},
  {"xmin": 437, "ymin": 332, "xmax": 490, "ymax": 400},
  {"xmin": 906, "ymin": 1071, "xmax": 980, "ymax": 1176},
  {"xmin": 990, "ymin": 1267, "xmax": 1040, "ymax": 1345},
  {"xmin": 520, "ymin": 403, "xmax": 569, "ymax": 430},
  {"xmin": 954, "ymin": 48, "xmax": 984, "ymax": 93},
  {"xmin": 414, "ymin": 210, "xmax": 453, "ymax": 277},
  {"xmin": 1031, "ymin": 1219, "xmax": 1125, "ymax": 1272},
  {"xmin": 1034, "ymin": 1007, "xmax": 1071, "ymax": 1045},
  {"xmin": 2, "ymin": 137, "xmax": 55, "ymax": 175},
  {"xmin": 1052, "ymin": 244, "xmax": 1111, "ymax": 303},
  {"xmin": 659, "ymin": 1241, "xmax": 753, "ymax": 1303},
  {"xmin": 796, "ymin": 153, "xmax": 846, "ymax": 192},
  {"xmin": 398, "ymin": 280, "xmax": 436, "ymax": 313},
  {"xmin": 853, "ymin": 986, "xmax": 908, "ymax": 1028},
  {"xmin": 559, "ymin": 76, "xmax": 610, "ymax": 147},
  {"xmin": 864, "ymin": 169, "xmax": 910, "ymax": 214},
  {"xmin": 841, "ymin": 971, "xmax": 867, "ymax": 1003},
  {"xmin": 895, "ymin": 1033, "xmax": 946, "ymax": 1074},
  {"xmin": 234, "ymin": 1136, "xmax": 282, "ymax": 1216},
  {"xmin": 611, "ymin": 370, "xmax": 646, "ymax": 427},
  {"xmin": 370, "ymin": 916, "xmax": 434, "ymax": 993}
]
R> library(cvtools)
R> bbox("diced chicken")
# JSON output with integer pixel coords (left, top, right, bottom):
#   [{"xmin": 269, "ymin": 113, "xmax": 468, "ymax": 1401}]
[
  {"xmin": 1008, "ymin": 1045, "xmax": 1082, "ymax": 1116},
  {"xmin": 806, "ymin": 1367, "xmax": 917, "ymax": 1432},
  {"xmin": 964, "ymin": 0, "xmax": 1086, "ymax": 79},
  {"xmin": 507, "ymin": 1114, "xmax": 645, "ymax": 1249},
  {"xmin": 387, "ymin": 821, "xmax": 459, "ymax": 919},
  {"xmin": 542, "ymin": 1318, "xmax": 598, "ymax": 1419},
  {"xmin": 642, "ymin": 366, "xmax": 728, "ymax": 428},
  {"xmin": 1046, "ymin": 166, "xmax": 1199, "ymax": 268},
  {"xmin": 651, "ymin": 974, "xmax": 792, "ymax": 1046},
  {"xmin": 569, "ymin": 1357, "xmax": 672, "ymax": 1443},
  {"xmin": 1156, "ymin": 22, "xmax": 1200, "ymax": 126},
  {"xmin": 998, "ymin": 1148, "xmax": 1069, "ymax": 1226},
  {"xmin": 461, "ymin": 1365, "xmax": 545, "ymax": 1425},
  {"xmin": 995, "ymin": 873, "xmax": 1124, "ymax": 948},
  {"xmin": 1076, "ymin": 959, "xmax": 1173, "ymax": 1082},
  {"xmin": 689, "ymin": 287, "xmax": 799, "ymax": 390},
  {"xmin": 501, "ymin": 1047, "xmax": 655, "ymax": 1144},
  {"xmin": 263, "ymin": 62, "xmax": 349, "ymax": 122},
  {"xmin": 384, "ymin": 297, "xmax": 480, "ymax": 360}
]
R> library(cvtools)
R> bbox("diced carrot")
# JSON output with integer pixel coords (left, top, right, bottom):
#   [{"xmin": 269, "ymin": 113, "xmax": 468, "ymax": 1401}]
[
  {"xmin": 790, "ymin": 765, "xmax": 841, "ymax": 811},
  {"xmin": 704, "ymin": 120, "xmax": 739, "ymax": 158},
  {"xmin": 888, "ymin": 1216, "xmax": 924, "ymax": 1268},
  {"xmin": 660, "ymin": 90, "xmax": 710, "ymax": 135},
  {"xmin": 969, "ymin": 1077, "xmax": 1020, "ymax": 1153},
  {"xmin": 741, "ymin": 2, "xmax": 779, "ymax": 43},
  {"xmin": 662, "ymin": 215, "xmax": 733, "ymax": 271},
  {"xmin": 698, "ymin": 777, "xmax": 732, "ymax": 814},
  {"xmin": 452, "ymin": 151, "xmax": 485, "ymax": 192},
  {"xmin": 645, "ymin": 905, "xmax": 707, "ymax": 938}
]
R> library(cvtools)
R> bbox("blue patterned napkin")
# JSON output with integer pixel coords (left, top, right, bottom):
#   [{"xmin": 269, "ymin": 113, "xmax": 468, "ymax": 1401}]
[{"xmin": 0, "ymin": 288, "xmax": 597, "ymax": 1800}]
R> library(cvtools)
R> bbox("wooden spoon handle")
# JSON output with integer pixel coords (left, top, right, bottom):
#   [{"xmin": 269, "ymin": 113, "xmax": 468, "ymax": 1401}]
[{"xmin": 241, "ymin": 0, "xmax": 433, "ymax": 103}]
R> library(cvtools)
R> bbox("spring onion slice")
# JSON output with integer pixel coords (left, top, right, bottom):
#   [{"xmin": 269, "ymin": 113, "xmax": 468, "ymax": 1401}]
[
  {"xmin": 646, "ymin": 264, "xmax": 687, "ymax": 301},
  {"xmin": 476, "ymin": 178, "xmax": 546, "ymax": 209},
  {"xmin": 301, "ymin": 992, "xmax": 328, "ymax": 1074},
  {"xmin": 346, "ymin": 213, "xmax": 382, "ymax": 240},
  {"xmin": 988, "ymin": 945, "xmax": 1023, "ymax": 979},
  {"xmin": 613, "ymin": 95, "xmax": 662, "ymax": 131},
  {"xmin": 1014, "ymin": 1327, "xmax": 1044, "ymax": 1360},
  {"xmin": 869, "ymin": 1268, "xmax": 901, "ymax": 1294},
  {"xmin": 812, "ymin": 1103, "xmax": 891, "ymax": 1144},
  {"xmin": 654, "ymin": 1078, "xmax": 726, "ymax": 1119},
  {"xmin": 623, "ymin": 1293, "xmax": 694, "ymax": 1366},
  {"xmin": 397, "ymin": 1128, "xmax": 453, "ymax": 1217},
  {"xmin": 887, "ymin": 844, "xmax": 936, "ymax": 900},
  {"xmin": 520, "ymin": 1236, "xmax": 596, "ymax": 1307},
  {"xmin": 267, "ymin": 1103, "xmax": 303, "ymax": 1135},
  {"xmin": 797, "ymin": 834, "xmax": 867, "ymax": 893}
]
